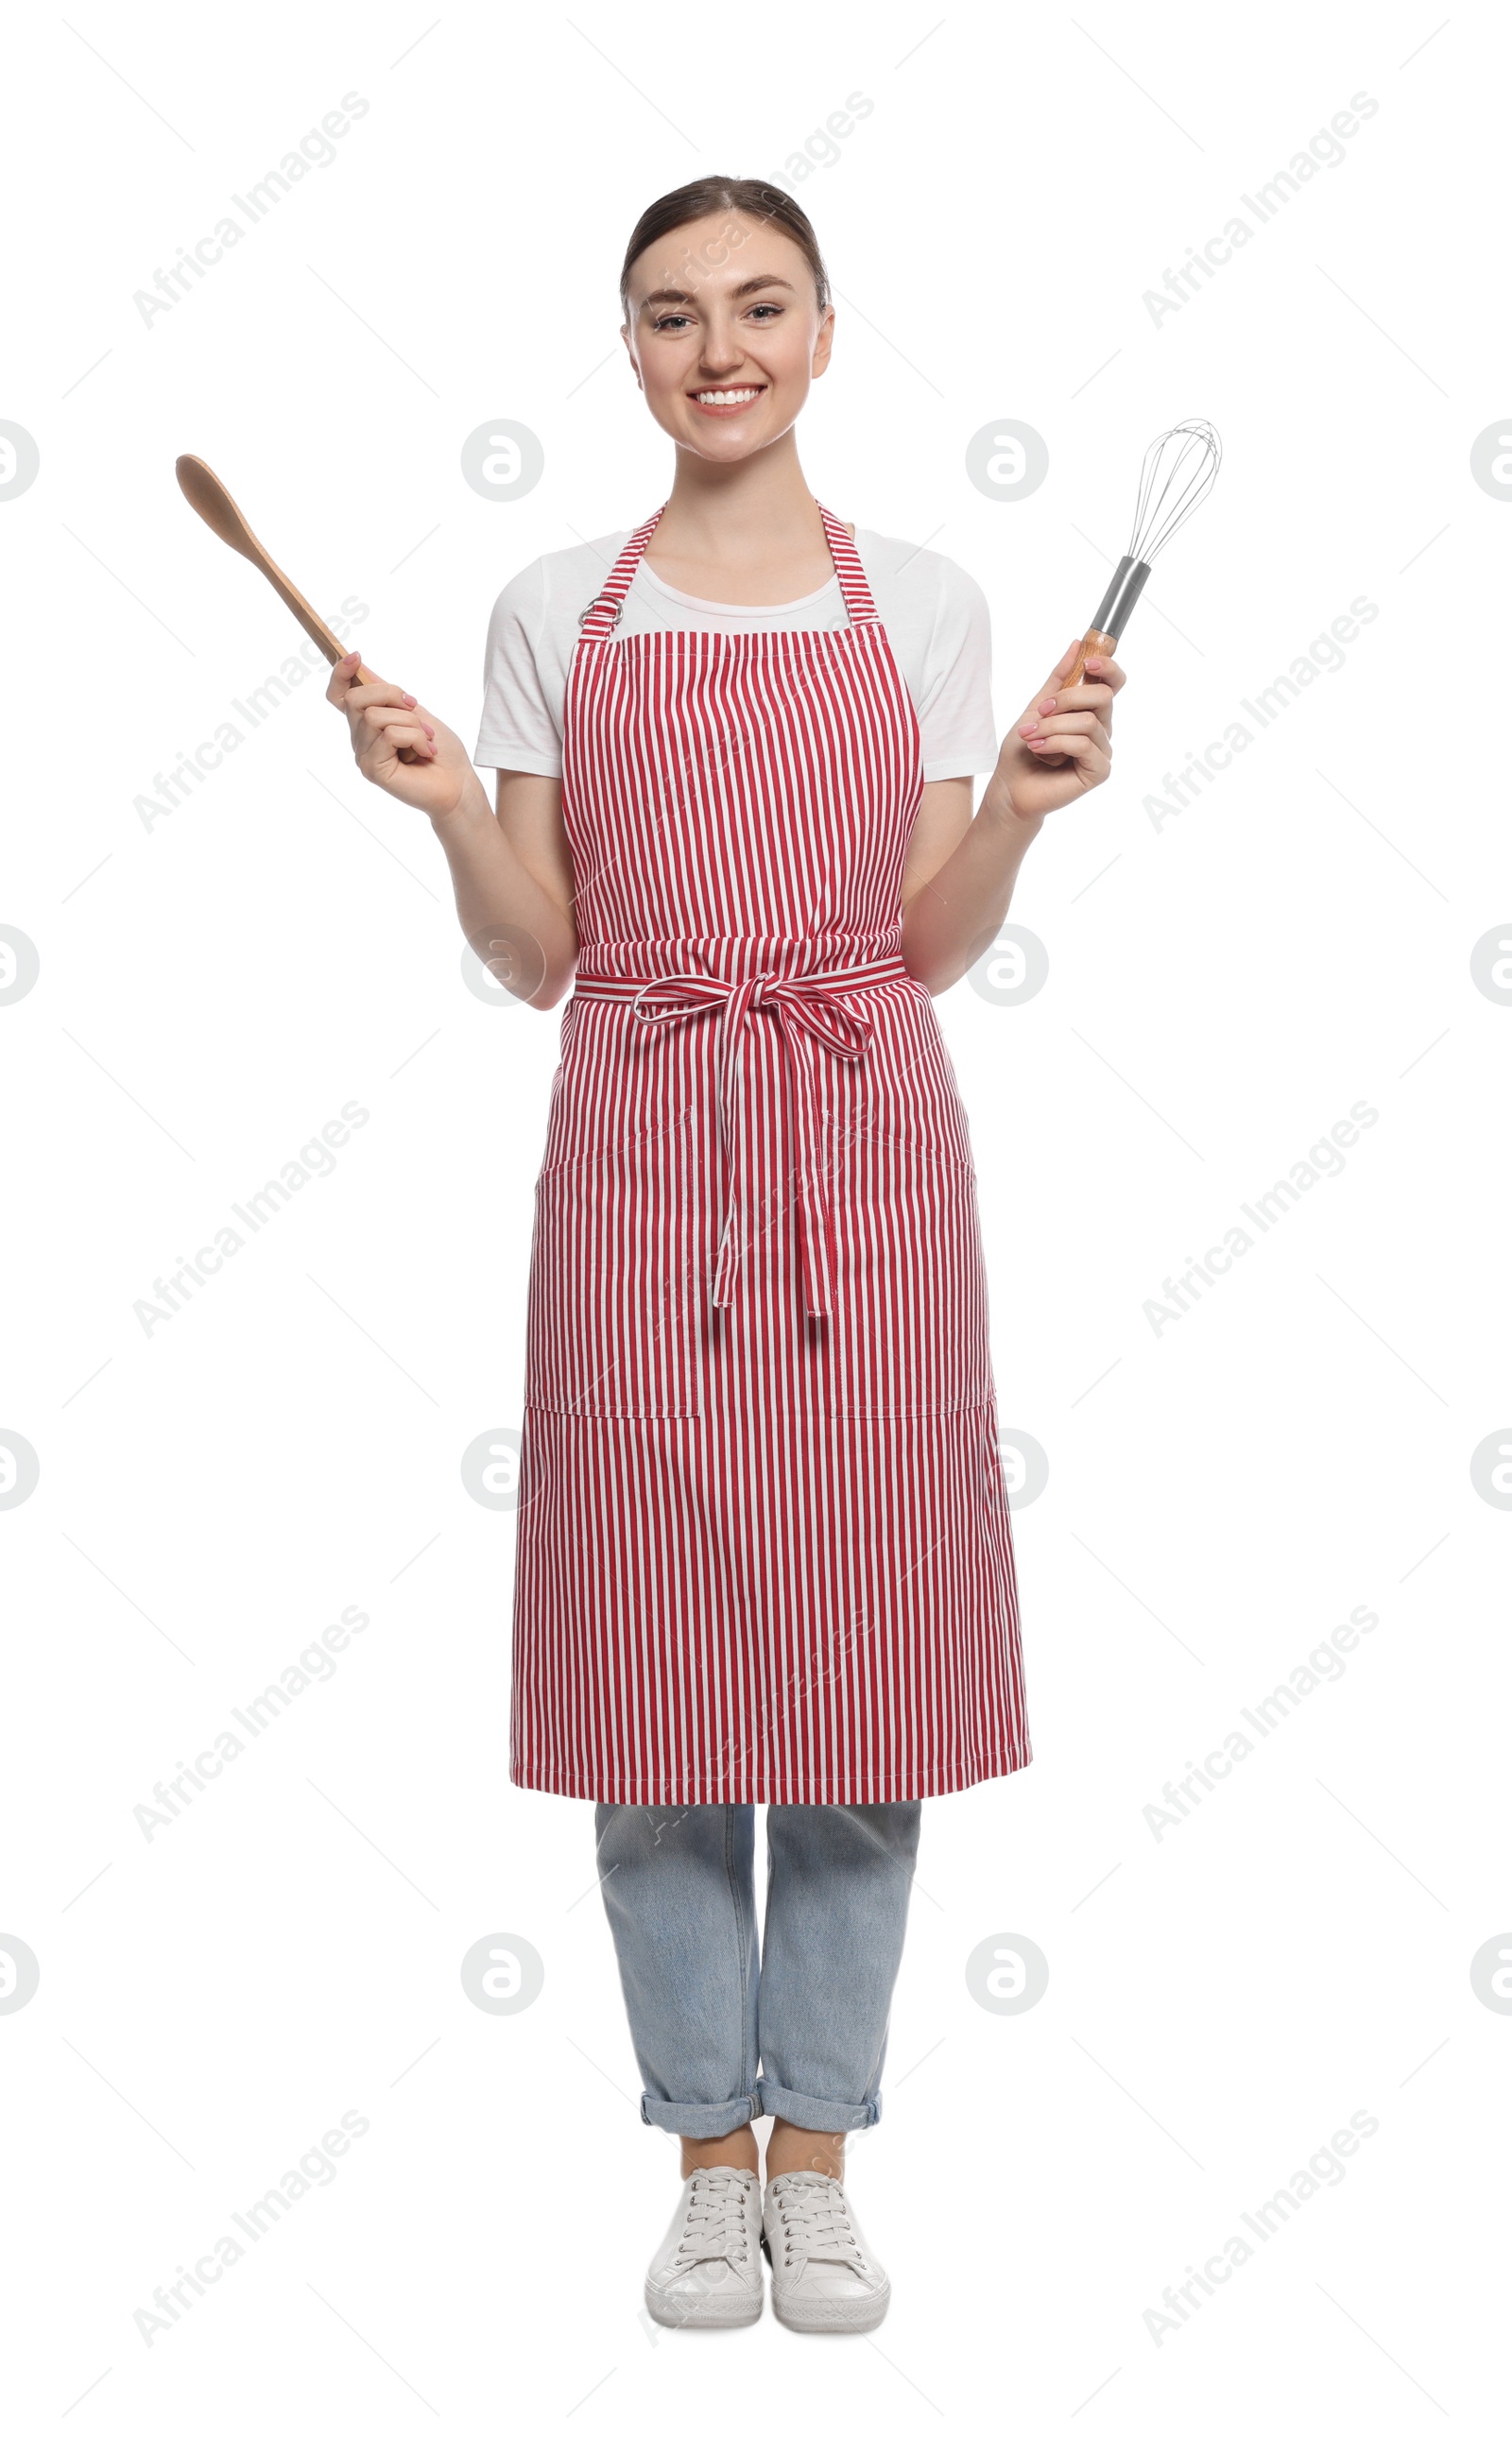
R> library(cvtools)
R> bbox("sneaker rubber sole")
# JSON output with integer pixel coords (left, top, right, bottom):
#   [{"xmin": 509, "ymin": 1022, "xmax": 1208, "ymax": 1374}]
[{"xmin": 644, "ymin": 2272, "xmax": 763, "ymax": 2329}]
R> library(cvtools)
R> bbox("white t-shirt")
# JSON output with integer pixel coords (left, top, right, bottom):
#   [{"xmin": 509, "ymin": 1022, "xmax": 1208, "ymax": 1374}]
[{"xmin": 472, "ymin": 529, "xmax": 999, "ymax": 785}]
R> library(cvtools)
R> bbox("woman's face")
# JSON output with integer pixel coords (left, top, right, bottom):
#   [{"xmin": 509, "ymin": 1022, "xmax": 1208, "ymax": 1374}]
[{"xmin": 621, "ymin": 211, "xmax": 833, "ymax": 462}]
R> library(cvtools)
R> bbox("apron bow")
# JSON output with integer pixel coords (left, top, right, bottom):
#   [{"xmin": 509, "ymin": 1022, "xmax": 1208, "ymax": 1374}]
[{"xmin": 630, "ymin": 971, "xmax": 876, "ymax": 1317}]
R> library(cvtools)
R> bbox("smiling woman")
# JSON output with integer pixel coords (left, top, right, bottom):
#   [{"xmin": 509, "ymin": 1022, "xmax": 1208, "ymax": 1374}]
[{"xmin": 324, "ymin": 170, "xmax": 1127, "ymax": 2335}]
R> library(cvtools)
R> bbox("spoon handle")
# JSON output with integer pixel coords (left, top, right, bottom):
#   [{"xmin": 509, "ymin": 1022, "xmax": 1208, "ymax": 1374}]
[{"xmin": 261, "ymin": 558, "xmax": 381, "ymax": 689}]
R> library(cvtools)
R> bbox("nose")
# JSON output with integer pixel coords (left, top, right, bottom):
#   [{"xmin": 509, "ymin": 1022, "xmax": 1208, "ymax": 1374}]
[{"xmin": 696, "ymin": 317, "xmax": 745, "ymax": 374}]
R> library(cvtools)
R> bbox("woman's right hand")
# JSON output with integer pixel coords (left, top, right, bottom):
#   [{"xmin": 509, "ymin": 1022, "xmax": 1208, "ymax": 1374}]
[{"xmin": 325, "ymin": 648, "xmax": 475, "ymax": 820}]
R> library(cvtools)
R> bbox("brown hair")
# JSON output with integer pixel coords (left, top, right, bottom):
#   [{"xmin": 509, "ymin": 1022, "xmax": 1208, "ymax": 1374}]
[{"xmin": 618, "ymin": 178, "xmax": 831, "ymax": 321}]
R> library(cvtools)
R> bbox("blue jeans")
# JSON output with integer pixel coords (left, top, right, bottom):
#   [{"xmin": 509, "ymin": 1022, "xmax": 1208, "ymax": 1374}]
[{"xmin": 593, "ymin": 1802, "xmax": 922, "ymax": 2136}]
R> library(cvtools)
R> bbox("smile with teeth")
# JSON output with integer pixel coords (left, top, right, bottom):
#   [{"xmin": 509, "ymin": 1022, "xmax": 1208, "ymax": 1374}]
[{"xmin": 691, "ymin": 385, "xmax": 765, "ymax": 405}]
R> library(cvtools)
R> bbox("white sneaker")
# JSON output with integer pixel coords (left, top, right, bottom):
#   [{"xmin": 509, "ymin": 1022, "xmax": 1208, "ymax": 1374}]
[
  {"xmin": 644, "ymin": 2166, "xmax": 765, "ymax": 2329},
  {"xmin": 762, "ymin": 2170, "xmax": 891, "ymax": 2332}
]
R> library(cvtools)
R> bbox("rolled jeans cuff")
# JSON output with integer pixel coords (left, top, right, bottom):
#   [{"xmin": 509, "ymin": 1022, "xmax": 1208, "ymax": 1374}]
[
  {"xmin": 639, "ymin": 2089, "xmax": 760, "ymax": 2136},
  {"xmin": 756, "ymin": 2075, "xmax": 881, "ymax": 2134}
]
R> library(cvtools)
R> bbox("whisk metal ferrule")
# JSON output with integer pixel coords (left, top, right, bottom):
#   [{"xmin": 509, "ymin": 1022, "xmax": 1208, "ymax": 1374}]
[{"xmin": 1091, "ymin": 556, "xmax": 1152, "ymax": 644}]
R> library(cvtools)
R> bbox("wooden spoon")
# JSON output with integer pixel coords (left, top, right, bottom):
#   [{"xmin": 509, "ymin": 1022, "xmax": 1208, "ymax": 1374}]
[{"xmin": 175, "ymin": 455, "xmax": 382, "ymax": 688}]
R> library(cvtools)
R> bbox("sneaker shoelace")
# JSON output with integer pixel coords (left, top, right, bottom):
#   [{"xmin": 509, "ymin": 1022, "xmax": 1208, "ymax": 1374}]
[
  {"xmin": 676, "ymin": 2168, "xmax": 753, "ymax": 2268},
  {"xmin": 771, "ymin": 2175, "xmax": 867, "ymax": 2272}
]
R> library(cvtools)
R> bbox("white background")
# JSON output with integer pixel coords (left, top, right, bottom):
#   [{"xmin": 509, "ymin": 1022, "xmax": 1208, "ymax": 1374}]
[{"xmin": 3, "ymin": 0, "xmax": 1505, "ymax": 2427}]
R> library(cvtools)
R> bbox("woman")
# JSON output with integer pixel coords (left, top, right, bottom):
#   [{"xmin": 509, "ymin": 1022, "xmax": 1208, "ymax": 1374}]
[{"xmin": 328, "ymin": 177, "xmax": 1123, "ymax": 2335}]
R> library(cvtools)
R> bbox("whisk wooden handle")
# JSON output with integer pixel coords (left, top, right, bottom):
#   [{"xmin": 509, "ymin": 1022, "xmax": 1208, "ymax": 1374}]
[{"xmin": 1064, "ymin": 626, "xmax": 1119, "ymax": 694}]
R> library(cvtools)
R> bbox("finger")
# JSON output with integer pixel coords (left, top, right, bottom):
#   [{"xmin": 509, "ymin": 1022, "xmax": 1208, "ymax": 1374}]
[
  {"xmin": 348, "ymin": 678, "xmax": 418, "ymax": 713},
  {"xmin": 1024, "ymin": 730, "xmax": 1108, "ymax": 776},
  {"xmin": 360, "ymin": 705, "xmax": 436, "ymax": 740},
  {"xmin": 1025, "ymin": 681, "xmax": 1115, "ymax": 718},
  {"xmin": 325, "ymin": 648, "xmax": 364, "ymax": 707},
  {"xmin": 327, "ymin": 651, "xmax": 416, "ymax": 714},
  {"xmin": 1074, "ymin": 653, "xmax": 1122, "ymax": 735},
  {"xmin": 1018, "ymin": 712, "xmax": 1108, "ymax": 744},
  {"xmin": 351, "ymin": 706, "xmax": 434, "ymax": 750},
  {"xmin": 359, "ymin": 720, "xmax": 438, "ymax": 762},
  {"xmin": 1049, "ymin": 636, "xmax": 1085, "ymax": 687}
]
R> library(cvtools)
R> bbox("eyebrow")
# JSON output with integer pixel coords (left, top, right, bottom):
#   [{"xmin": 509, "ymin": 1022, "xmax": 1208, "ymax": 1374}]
[{"xmin": 637, "ymin": 274, "xmax": 798, "ymax": 309}]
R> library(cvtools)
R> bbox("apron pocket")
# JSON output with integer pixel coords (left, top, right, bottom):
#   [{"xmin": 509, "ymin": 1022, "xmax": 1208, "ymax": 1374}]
[
  {"xmin": 820, "ymin": 1115, "xmax": 994, "ymax": 1417},
  {"xmin": 525, "ymin": 1110, "xmax": 703, "ymax": 1418}
]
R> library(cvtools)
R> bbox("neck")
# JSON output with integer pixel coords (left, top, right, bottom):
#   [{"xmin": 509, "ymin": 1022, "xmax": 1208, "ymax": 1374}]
[{"xmin": 654, "ymin": 437, "xmax": 827, "ymax": 570}]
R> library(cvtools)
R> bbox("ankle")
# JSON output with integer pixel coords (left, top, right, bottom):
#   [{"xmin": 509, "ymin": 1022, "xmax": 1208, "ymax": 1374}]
[
  {"xmin": 765, "ymin": 2117, "xmax": 846, "ymax": 2183},
  {"xmin": 679, "ymin": 2127, "xmax": 759, "ymax": 2178}
]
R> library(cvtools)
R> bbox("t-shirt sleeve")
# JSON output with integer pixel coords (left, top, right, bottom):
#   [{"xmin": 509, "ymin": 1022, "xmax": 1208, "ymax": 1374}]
[
  {"xmin": 917, "ymin": 558, "xmax": 999, "ymax": 783},
  {"xmin": 472, "ymin": 559, "xmax": 563, "ymax": 776}
]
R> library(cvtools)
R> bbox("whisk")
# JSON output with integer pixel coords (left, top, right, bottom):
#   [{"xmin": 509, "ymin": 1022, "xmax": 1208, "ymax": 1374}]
[{"xmin": 1063, "ymin": 419, "xmax": 1221, "ymax": 692}]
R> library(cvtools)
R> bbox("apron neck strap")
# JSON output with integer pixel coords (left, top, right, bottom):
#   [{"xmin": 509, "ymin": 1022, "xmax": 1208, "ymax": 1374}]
[
  {"xmin": 576, "ymin": 504, "xmax": 666, "ymax": 639},
  {"xmin": 576, "ymin": 498, "xmax": 880, "ymax": 637},
  {"xmin": 815, "ymin": 502, "xmax": 879, "ymax": 625}
]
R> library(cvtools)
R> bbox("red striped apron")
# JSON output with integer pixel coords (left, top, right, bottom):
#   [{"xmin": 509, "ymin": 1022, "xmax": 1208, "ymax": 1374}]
[{"xmin": 508, "ymin": 501, "xmax": 1031, "ymax": 1803}]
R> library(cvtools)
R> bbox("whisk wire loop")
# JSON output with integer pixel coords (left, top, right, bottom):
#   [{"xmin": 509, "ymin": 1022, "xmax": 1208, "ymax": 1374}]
[{"xmin": 1127, "ymin": 420, "xmax": 1222, "ymax": 563}]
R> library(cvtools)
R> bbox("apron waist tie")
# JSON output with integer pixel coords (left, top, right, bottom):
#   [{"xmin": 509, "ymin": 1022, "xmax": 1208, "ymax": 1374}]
[{"xmin": 572, "ymin": 955, "xmax": 911, "ymax": 1318}]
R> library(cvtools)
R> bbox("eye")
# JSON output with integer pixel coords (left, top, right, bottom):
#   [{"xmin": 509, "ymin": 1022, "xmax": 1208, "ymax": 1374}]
[
  {"xmin": 748, "ymin": 303, "xmax": 782, "ymax": 320},
  {"xmin": 651, "ymin": 313, "xmax": 692, "ymax": 334}
]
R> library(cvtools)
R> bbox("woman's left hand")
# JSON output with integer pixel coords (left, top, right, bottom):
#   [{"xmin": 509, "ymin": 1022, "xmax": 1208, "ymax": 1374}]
[{"xmin": 994, "ymin": 638, "xmax": 1125, "ymax": 823}]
